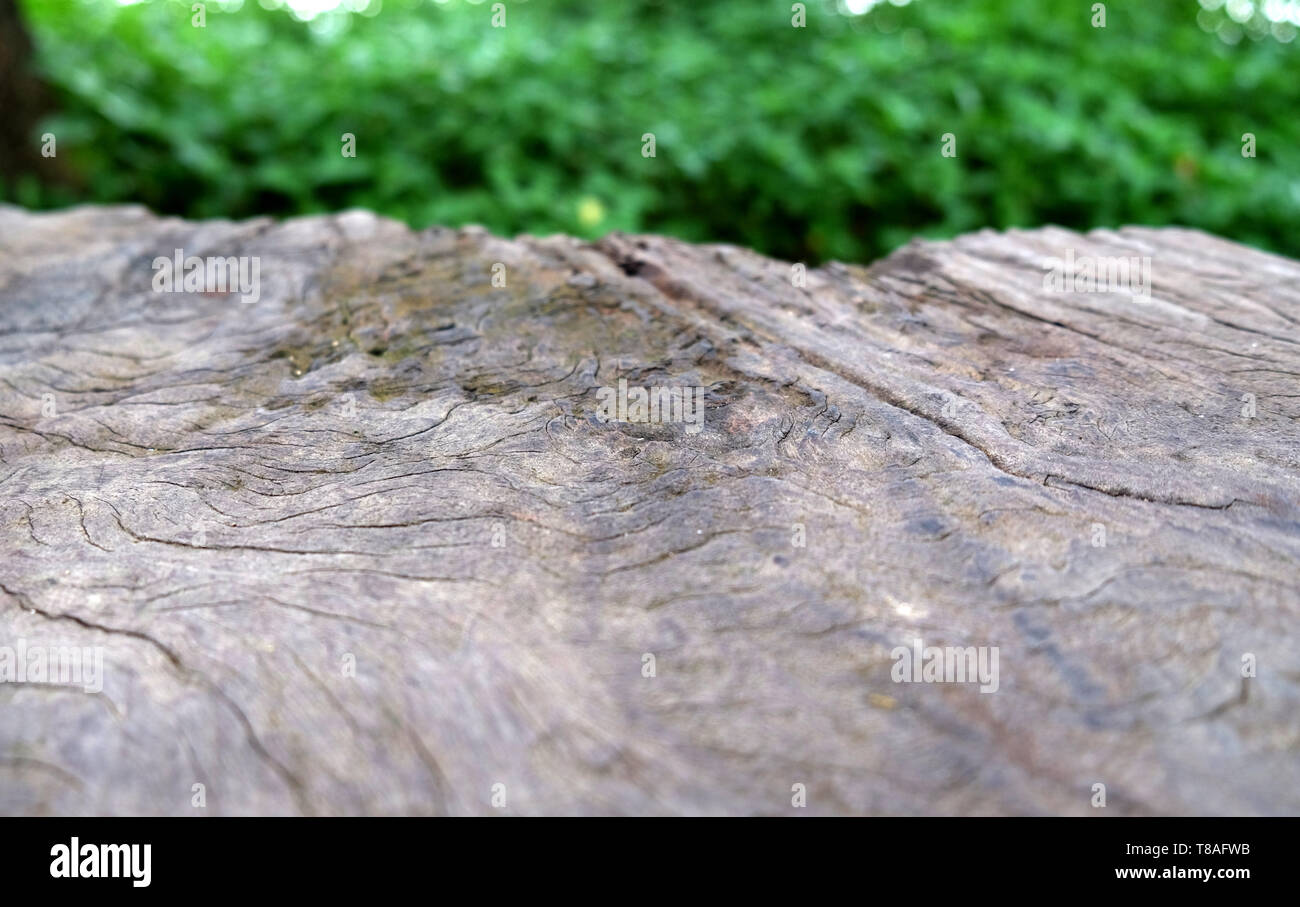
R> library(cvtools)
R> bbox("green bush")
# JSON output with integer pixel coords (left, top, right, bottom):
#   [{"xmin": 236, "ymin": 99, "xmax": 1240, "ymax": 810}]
[{"xmin": 11, "ymin": 0, "xmax": 1300, "ymax": 264}]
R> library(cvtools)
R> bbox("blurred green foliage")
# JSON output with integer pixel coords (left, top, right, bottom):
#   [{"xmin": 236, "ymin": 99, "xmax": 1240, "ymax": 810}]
[{"xmin": 8, "ymin": 0, "xmax": 1299, "ymax": 263}]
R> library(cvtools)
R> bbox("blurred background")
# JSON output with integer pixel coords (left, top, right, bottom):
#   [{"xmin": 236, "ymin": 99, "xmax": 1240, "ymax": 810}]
[{"xmin": 2, "ymin": 0, "xmax": 1297, "ymax": 264}]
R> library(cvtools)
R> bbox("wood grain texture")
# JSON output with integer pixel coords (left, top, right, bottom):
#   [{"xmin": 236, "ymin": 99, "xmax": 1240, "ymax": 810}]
[{"xmin": 1, "ymin": 204, "xmax": 1297, "ymax": 815}]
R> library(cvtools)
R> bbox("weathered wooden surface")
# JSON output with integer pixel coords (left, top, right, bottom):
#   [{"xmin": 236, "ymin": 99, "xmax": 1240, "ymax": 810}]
[{"xmin": 1, "ymin": 204, "xmax": 1297, "ymax": 816}]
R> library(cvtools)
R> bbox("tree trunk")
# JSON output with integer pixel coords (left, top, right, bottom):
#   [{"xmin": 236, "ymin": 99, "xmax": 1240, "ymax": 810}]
[{"xmin": 0, "ymin": 0, "xmax": 52, "ymax": 186}]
